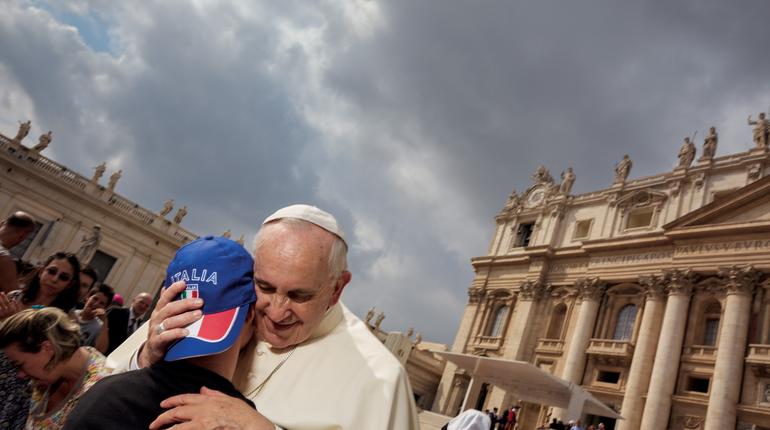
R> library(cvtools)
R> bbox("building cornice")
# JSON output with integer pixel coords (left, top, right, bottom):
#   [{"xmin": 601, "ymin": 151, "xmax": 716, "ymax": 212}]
[{"xmin": 0, "ymin": 133, "xmax": 197, "ymax": 247}]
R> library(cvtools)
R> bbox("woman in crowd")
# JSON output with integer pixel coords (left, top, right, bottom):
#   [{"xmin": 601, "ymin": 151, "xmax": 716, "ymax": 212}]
[
  {"xmin": 6, "ymin": 252, "xmax": 81, "ymax": 314},
  {"xmin": 0, "ymin": 252, "xmax": 81, "ymax": 430},
  {"xmin": 0, "ymin": 308, "xmax": 109, "ymax": 429}
]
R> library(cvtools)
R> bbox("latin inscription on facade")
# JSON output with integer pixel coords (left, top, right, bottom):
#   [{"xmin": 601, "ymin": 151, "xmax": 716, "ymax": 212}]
[
  {"xmin": 675, "ymin": 239, "xmax": 770, "ymax": 256},
  {"xmin": 548, "ymin": 260, "xmax": 588, "ymax": 274},
  {"xmin": 589, "ymin": 250, "xmax": 674, "ymax": 268}
]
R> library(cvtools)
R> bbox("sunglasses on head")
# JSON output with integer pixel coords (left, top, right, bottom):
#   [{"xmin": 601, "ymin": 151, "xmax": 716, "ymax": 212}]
[{"xmin": 44, "ymin": 267, "xmax": 72, "ymax": 282}]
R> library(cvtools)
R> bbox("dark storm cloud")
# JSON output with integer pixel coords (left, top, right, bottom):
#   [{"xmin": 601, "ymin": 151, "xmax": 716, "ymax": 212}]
[{"xmin": 1, "ymin": 0, "xmax": 769, "ymax": 343}]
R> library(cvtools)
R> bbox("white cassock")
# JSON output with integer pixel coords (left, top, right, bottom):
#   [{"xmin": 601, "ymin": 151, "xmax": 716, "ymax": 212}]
[{"xmin": 107, "ymin": 302, "xmax": 419, "ymax": 430}]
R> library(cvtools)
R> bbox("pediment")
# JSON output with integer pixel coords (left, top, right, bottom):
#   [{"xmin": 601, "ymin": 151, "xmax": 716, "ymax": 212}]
[
  {"xmin": 615, "ymin": 188, "xmax": 668, "ymax": 208},
  {"xmin": 664, "ymin": 175, "xmax": 770, "ymax": 231}
]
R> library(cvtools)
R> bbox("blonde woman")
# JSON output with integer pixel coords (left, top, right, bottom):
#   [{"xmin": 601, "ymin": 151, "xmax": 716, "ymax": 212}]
[{"xmin": 0, "ymin": 308, "xmax": 108, "ymax": 429}]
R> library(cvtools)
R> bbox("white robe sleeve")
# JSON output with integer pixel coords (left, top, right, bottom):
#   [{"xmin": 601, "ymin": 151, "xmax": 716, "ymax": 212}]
[{"xmin": 105, "ymin": 321, "xmax": 150, "ymax": 373}]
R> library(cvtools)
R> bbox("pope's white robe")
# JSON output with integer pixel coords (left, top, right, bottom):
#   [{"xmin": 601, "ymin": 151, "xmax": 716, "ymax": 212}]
[{"xmin": 107, "ymin": 302, "xmax": 419, "ymax": 430}]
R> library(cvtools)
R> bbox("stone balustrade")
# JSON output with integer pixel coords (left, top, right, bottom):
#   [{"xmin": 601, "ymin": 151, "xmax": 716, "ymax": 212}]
[
  {"xmin": 472, "ymin": 335, "xmax": 502, "ymax": 350},
  {"xmin": 535, "ymin": 338, "xmax": 565, "ymax": 355},
  {"xmin": 746, "ymin": 344, "xmax": 770, "ymax": 366},
  {"xmin": 586, "ymin": 339, "xmax": 635, "ymax": 360},
  {"xmin": 0, "ymin": 133, "xmax": 197, "ymax": 245},
  {"xmin": 681, "ymin": 345, "xmax": 718, "ymax": 364}
]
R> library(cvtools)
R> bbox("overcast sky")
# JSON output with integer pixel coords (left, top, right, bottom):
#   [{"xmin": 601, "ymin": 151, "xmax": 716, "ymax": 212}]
[{"xmin": 2, "ymin": 0, "xmax": 770, "ymax": 344}]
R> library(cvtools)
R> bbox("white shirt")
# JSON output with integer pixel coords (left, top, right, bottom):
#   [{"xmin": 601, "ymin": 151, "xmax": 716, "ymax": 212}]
[{"xmin": 107, "ymin": 302, "xmax": 419, "ymax": 430}]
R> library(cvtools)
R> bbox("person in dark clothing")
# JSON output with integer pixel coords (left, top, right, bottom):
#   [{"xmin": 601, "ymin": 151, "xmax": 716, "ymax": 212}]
[
  {"xmin": 497, "ymin": 411, "xmax": 508, "ymax": 430},
  {"xmin": 63, "ymin": 236, "xmax": 257, "ymax": 430},
  {"xmin": 488, "ymin": 408, "xmax": 498, "ymax": 430},
  {"xmin": 104, "ymin": 291, "xmax": 153, "ymax": 354}
]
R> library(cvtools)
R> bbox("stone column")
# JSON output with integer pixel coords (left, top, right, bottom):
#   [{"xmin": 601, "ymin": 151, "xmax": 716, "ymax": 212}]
[
  {"xmin": 704, "ymin": 266, "xmax": 759, "ymax": 430},
  {"xmin": 616, "ymin": 276, "xmax": 666, "ymax": 430},
  {"xmin": 553, "ymin": 278, "xmax": 605, "ymax": 420},
  {"xmin": 639, "ymin": 269, "xmax": 695, "ymax": 430},
  {"xmin": 434, "ymin": 287, "xmax": 484, "ymax": 414},
  {"xmin": 487, "ymin": 280, "xmax": 549, "ymax": 408}
]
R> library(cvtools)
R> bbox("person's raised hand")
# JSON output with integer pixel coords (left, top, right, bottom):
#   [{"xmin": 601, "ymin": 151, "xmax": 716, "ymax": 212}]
[
  {"xmin": 0, "ymin": 292, "xmax": 21, "ymax": 319},
  {"xmin": 149, "ymin": 387, "xmax": 274, "ymax": 430},
  {"xmin": 138, "ymin": 280, "xmax": 203, "ymax": 368}
]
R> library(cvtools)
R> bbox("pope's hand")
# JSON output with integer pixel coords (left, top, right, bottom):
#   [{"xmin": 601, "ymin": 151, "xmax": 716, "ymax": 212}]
[
  {"xmin": 149, "ymin": 387, "xmax": 275, "ymax": 430},
  {"xmin": 138, "ymin": 280, "xmax": 203, "ymax": 368}
]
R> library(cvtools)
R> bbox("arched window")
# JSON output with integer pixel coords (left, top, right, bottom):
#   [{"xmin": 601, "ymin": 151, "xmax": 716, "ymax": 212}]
[
  {"xmin": 701, "ymin": 301, "xmax": 721, "ymax": 346},
  {"xmin": 546, "ymin": 304, "xmax": 567, "ymax": 339},
  {"xmin": 488, "ymin": 306, "xmax": 508, "ymax": 337},
  {"xmin": 613, "ymin": 304, "xmax": 637, "ymax": 341}
]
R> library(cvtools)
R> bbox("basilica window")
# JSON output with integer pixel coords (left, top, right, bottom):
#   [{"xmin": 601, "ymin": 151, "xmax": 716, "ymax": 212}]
[
  {"xmin": 512, "ymin": 222, "xmax": 534, "ymax": 248},
  {"xmin": 572, "ymin": 219, "xmax": 593, "ymax": 241},
  {"xmin": 612, "ymin": 304, "xmax": 637, "ymax": 341},
  {"xmin": 10, "ymin": 220, "xmax": 44, "ymax": 259},
  {"xmin": 625, "ymin": 207, "xmax": 655, "ymax": 229},
  {"xmin": 545, "ymin": 303, "xmax": 567, "ymax": 339},
  {"xmin": 700, "ymin": 301, "xmax": 721, "ymax": 346},
  {"xmin": 488, "ymin": 305, "xmax": 509, "ymax": 337},
  {"xmin": 685, "ymin": 376, "xmax": 710, "ymax": 394},
  {"xmin": 90, "ymin": 250, "xmax": 117, "ymax": 283}
]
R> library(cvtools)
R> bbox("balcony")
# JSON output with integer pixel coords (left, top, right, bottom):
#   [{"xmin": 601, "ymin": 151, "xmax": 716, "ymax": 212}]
[
  {"xmin": 682, "ymin": 345, "xmax": 717, "ymax": 364},
  {"xmin": 586, "ymin": 339, "xmax": 635, "ymax": 362},
  {"xmin": 746, "ymin": 344, "xmax": 770, "ymax": 366},
  {"xmin": 536, "ymin": 339, "xmax": 565, "ymax": 356},
  {"xmin": 471, "ymin": 335, "xmax": 502, "ymax": 351}
]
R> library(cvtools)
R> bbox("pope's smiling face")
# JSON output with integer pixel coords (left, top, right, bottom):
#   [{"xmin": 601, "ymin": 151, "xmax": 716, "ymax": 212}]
[{"xmin": 253, "ymin": 222, "xmax": 350, "ymax": 349}]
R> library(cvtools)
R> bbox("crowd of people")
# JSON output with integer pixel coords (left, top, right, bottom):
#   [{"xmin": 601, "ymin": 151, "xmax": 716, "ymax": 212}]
[
  {"xmin": 482, "ymin": 405, "xmax": 519, "ymax": 429},
  {"xmin": 0, "ymin": 212, "xmax": 155, "ymax": 429},
  {"xmin": 0, "ymin": 205, "xmax": 419, "ymax": 429}
]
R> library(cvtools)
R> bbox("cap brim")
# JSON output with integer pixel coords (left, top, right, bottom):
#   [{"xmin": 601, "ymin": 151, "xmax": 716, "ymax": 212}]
[{"xmin": 165, "ymin": 303, "xmax": 250, "ymax": 361}]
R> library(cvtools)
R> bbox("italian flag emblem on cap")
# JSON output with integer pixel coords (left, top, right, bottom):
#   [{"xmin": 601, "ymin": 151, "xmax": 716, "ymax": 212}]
[{"xmin": 180, "ymin": 284, "xmax": 199, "ymax": 299}]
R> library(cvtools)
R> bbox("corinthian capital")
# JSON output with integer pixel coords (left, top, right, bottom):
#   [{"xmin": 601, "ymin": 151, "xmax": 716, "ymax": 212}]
[
  {"xmin": 467, "ymin": 287, "xmax": 484, "ymax": 304},
  {"xmin": 718, "ymin": 265, "xmax": 760, "ymax": 296},
  {"xmin": 518, "ymin": 280, "xmax": 550, "ymax": 301},
  {"xmin": 638, "ymin": 274, "xmax": 666, "ymax": 300},
  {"xmin": 663, "ymin": 268, "xmax": 696, "ymax": 296},
  {"xmin": 575, "ymin": 277, "xmax": 606, "ymax": 302}
]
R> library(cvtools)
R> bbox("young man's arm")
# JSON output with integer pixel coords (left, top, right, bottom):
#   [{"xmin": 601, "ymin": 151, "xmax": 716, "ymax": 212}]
[
  {"xmin": 0, "ymin": 256, "xmax": 18, "ymax": 293},
  {"xmin": 94, "ymin": 309, "xmax": 110, "ymax": 353}
]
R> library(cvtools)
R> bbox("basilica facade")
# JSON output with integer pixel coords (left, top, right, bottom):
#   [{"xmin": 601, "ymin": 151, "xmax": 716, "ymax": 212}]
[
  {"xmin": 0, "ymin": 124, "xmax": 197, "ymax": 303},
  {"xmin": 433, "ymin": 118, "xmax": 770, "ymax": 430}
]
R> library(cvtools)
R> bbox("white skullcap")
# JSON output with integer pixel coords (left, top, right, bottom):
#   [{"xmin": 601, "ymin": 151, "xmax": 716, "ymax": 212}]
[{"xmin": 263, "ymin": 204, "xmax": 347, "ymax": 246}]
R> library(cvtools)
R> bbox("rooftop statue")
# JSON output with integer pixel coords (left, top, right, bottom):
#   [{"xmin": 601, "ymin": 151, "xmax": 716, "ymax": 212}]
[
  {"xmin": 559, "ymin": 166, "xmax": 576, "ymax": 194},
  {"xmin": 677, "ymin": 137, "xmax": 696, "ymax": 168},
  {"xmin": 222, "ymin": 229, "xmax": 232, "ymax": 239},
  {"xmin": 503, "ymin": 189, "xmax": 520, "ymax": 210},
  {"xmin": 614, "ymin": 154, "xmax": 632, "ymax": 184},
  {"xmin": 531, "ymin": 165, "xmax": 554, "ymax": 184},
  {"xmin": 236, "ymin": 234, "xmax": 245, "ymax": 246},
  {"xmin": 32, "ymin": 131, "xmax": 52, "ymax": 152},
  {"xmin": 13, "ymin": 120, "xmax": 31, "ymax": 143},
  {"xmin": 173, "ymin": 205, "xmax": 188, "ymax": 224},
  {"xmin": 91, "ymin": 162, "xmax": 106, "ymax": 183},
  {"xmin": 701, "ymin": 126, "xmax": 718, "ymax": 160},
  {"xmin": 748, "ymin": 112, "xmax": 769, "ymax": 149},
  {"xmin": 159, "ymin": 199, "xmax": 174, "ymax": 217},
  {"xmin": 374, "ymin": 311, "xmax": 385, "ymax": 330},
  {"xmin": 107, "ymin": 170, "xmax": 122, "ymax": 192}
]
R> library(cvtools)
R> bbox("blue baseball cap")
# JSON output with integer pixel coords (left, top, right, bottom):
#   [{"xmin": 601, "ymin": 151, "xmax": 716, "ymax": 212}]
[{"xmin": 164, "ymin": 236, "xmax": 256, "ymax": 361}]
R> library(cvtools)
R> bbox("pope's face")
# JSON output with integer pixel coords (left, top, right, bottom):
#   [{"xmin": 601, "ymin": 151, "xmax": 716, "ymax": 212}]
[{"xmin": 253, "ymin": 223, "xmax": 349, "ymax": 349}]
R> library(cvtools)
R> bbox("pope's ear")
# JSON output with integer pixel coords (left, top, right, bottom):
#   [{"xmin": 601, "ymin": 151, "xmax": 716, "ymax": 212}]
[{"xmin": 329, "ymin": 271, "xmax": 351, "ymax": 306}]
